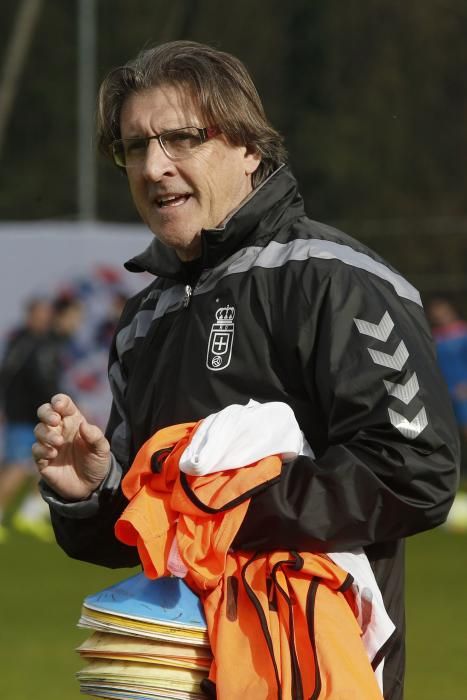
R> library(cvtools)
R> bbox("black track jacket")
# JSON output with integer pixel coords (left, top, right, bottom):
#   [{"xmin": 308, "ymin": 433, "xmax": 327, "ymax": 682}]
[{"xmin": 47, "ymin": 166, "xmax": 459, "ymax": 700}]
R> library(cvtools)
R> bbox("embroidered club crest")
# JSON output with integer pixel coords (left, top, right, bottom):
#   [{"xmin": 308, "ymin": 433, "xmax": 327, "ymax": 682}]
[{"xmin": 206, "ymin": 305, "xmax": 235, "ymax": 371}]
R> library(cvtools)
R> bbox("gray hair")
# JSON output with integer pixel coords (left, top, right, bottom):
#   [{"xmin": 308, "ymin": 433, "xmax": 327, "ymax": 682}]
[{"xmin": 97, "ymin": 40, "xmax": 287, "ymax": 187}]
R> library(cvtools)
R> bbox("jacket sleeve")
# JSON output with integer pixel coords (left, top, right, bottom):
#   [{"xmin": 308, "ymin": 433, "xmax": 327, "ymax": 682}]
[
  {"xmin": 233, "ymin": 262, "xmax": 460, "ymax": 552},
  {"xmin": 46, "ymin": 300, "xmax": 141, "ymax": 569}
]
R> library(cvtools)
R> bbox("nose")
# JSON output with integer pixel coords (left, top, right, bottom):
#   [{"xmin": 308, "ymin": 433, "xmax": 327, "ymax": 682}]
[{"xmin": 141, "ymin": 139, "xmax": 175, "ymax": 180}]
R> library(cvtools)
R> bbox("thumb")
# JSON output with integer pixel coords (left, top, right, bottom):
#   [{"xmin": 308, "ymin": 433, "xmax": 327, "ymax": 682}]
[{"xmin": 79, "ymin": 419, "xmax": 110, "ymax": 457}]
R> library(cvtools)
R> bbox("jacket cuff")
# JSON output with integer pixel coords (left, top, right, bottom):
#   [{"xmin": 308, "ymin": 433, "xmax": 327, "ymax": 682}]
[{"xmin": 39, "ymin": 455, "xmax": 122, "ymax": 520}]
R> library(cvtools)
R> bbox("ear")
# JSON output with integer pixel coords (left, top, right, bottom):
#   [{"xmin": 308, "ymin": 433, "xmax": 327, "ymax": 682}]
[{"xmin": 243, "ymin": 146, "xmax": 261, "ymax": 176}]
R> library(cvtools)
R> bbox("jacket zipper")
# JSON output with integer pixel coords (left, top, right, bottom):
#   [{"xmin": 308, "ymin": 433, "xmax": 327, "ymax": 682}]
[{"xmin": 183, "ymin": 284, "xmax": 193, "ymax": 308}]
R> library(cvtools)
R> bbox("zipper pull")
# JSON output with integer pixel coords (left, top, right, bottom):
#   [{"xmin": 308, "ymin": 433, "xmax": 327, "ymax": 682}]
[{"xmin": 183, "ymin": 284, "xmax": 192, "ymax": 308}]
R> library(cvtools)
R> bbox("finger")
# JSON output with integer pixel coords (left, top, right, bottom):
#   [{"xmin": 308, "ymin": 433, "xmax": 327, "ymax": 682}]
[
  {"xmin": 36, "ymin": 402, "xmax": 61, "ymax": 427},
  {"xmin": 34, "ymin": 422, "xmax": 64, "ymax": 447},
  {"xmin": 32, "ymin": 441, "xmax": 58, "ymax": 465},
  {"xmin": 79, "ymin": 420, "xmax": 110, "ymax": 456},
  {"xmin": 50, "ymin": 393, "xmax": 81, "ymax": 418}
]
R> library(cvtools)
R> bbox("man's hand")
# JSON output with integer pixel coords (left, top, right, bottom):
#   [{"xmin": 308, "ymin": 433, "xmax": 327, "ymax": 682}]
[{"xmin": 33, "ymin": 393, "xmax": 111, "ymax": 501}]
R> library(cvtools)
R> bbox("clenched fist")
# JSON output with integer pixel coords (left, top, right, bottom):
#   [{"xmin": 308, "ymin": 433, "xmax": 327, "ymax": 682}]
[{"xmin": 33, "ymin": 393, "xmax": 111, "ymax": 501}]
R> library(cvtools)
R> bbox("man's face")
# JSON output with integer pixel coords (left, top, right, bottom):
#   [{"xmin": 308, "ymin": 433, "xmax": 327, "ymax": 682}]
[
  {"xmin": 120, "ymin": 84, "xmax": 260, "ymax": 261},
  {"xmin": 28, "ymin": 302, "xmax": 52, "ymax": 333}
]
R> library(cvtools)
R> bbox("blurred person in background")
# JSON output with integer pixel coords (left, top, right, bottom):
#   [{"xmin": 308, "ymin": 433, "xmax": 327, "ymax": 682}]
[
  {"xmin": 53, "ymin": 291, "xmax": 113, "ymax": 431},
  {"xmin": 51, "ymin": 294, "xmax": 85, "ymax": 378},
  {"xmin": 426, "ymin": 296, "xmax": 467, "ymax": 474},
  {"xmin": 0, "ymin": 297, "xmax": 58, "ymax": 542},
  {"xmin": 94, "ymin": 290, "xmax": 129, "ymax": 351},
  {"xmin": 33, "ymin": 41, "xmax": 459, "ymax": 699}
]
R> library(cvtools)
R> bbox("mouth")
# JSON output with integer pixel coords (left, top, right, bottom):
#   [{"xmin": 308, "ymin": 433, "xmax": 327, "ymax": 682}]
[{"xmin": 156, "ymin": 193, "xmax": 191, "ymax": 208}]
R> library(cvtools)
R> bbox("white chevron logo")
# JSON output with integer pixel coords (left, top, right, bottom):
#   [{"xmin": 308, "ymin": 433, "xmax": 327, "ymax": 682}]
[
  {"xmin": 388, "ymin": 407, "xmax": 428, "ymax": 439},
  {"xmin": 368, "ymin": 341, "xmax": 408, "ymax": 371},
  {"xmin": 354, "ymin": 311, "xmax": 394, "ymax": 342},
  {"xmin": 384, "ymin": 372, "xmax": 419, "ymax": 405}
]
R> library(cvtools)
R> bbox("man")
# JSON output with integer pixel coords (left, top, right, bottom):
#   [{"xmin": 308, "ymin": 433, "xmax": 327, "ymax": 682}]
[
  {"xmin": 0, "ymin": 297, "xmax": 58, "ymax": 542},
  {"xmin": 426, "ymin": 297, "xmax": 467, "ymax": 445},
  {"xmin": 33, "ymin": 41, "xmax": 459, "ymax": 699}
]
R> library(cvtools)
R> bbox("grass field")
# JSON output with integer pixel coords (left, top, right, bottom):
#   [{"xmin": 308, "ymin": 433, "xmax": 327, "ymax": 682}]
[{"xmin": 0, "ymin": 525, "xmax": 466, "ymax": 699}]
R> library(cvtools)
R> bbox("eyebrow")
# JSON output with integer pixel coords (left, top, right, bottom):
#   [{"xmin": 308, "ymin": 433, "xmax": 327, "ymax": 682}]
[{"xmin": 120, "ymin": 124, "xmax": 201, "ymax": 139}]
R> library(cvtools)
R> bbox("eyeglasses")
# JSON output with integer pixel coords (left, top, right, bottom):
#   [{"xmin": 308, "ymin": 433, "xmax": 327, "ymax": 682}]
[{"xmin": 111, "ymin": 126, "xmax": 220, "ymax": 169}]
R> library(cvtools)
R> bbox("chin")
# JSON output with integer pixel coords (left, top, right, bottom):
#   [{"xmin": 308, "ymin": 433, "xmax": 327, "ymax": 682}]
[{"xmin": 158, "ymin": 230, "xmax": 202, "ymax": 259}]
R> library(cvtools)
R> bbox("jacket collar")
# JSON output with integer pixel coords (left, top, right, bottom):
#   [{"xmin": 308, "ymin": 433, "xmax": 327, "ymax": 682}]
[{"xmin": 124, "ymin": 165, "xmax": 304, "ymax": 281}]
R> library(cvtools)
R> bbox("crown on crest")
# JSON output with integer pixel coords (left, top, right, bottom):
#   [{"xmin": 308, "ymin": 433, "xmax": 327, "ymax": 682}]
[{"xmin": 215, "ymin": 305, "xmax": 235, "ymax": 322}]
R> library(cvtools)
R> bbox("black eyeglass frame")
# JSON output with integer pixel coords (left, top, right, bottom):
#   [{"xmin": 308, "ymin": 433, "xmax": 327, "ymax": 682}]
[{"xmin": 110, "ymin": 126, "xmax": 220, "ymax": 169}]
